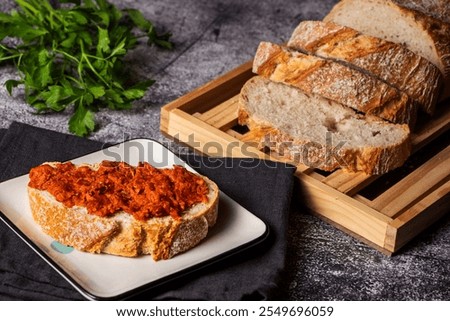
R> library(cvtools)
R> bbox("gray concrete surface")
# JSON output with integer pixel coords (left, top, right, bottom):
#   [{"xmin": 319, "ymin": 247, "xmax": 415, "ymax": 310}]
[{"xmin": 0, "ymin": 0, "xmax": 449, "ymax": 300}]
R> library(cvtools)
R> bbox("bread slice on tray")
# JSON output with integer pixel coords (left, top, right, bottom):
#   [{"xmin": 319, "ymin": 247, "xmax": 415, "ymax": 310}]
[
  {"xmin": 28, "ymin": 161, "xmax": 219, "ymax": 261},
  {"xmin": 390, "ymin": 0, "xmax": 450, "ymax": 24},
  {"xmin": 288, "ymin": 20, "xmax": 442, "ymax": 114},
  {"xmin": 324, "ymin": 0, "xmax": 450, "ymax": 101},
  {"xmin": 238, "ymin": 76, "xmax": 411, "ymax": 175},
  {"xmin": 253, "ymin": 41, "xmax": 418, "ymax": 127}
]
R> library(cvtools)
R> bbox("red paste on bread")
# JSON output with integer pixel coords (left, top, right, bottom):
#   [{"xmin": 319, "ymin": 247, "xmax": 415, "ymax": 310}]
[{"xmin": 28, "ymin": 161, "xmax": 209, "ymax": 221}]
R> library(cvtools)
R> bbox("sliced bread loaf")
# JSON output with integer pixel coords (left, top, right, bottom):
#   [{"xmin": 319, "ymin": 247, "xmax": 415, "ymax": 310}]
[
  {"xmin": 253, "ymin": 41, "xmax": 418, "ymax": 127},
  {"xmin": 288, "ymin": 20, "xmax": 442, "ymax": 114},
  {"xmin": 238, "ymin": 76, "xmax": 411, "ymax": 175},
  {"xmin": 324, "ymin": 0, "xmax": 450, "ymax": 101}
]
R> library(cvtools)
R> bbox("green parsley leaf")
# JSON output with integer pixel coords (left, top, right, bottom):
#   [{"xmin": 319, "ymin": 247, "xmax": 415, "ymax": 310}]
[
  {"xmin": 125, "ymin": 9, "xmax": 151, "ymax": 31},
  {"xmin": 5, "ymin": 79, "xmax": 22, "ymax": 95},
  {"xmin": 69, "ymin": 101, "xmax": 95, "ymax": 136},
  {"xmin": 97, "ymin": 27, "xmax": 110, "ymax": 54},
  {"xmin": 89, "ymin": 85, "xmax": 105, "ymax": 99}
]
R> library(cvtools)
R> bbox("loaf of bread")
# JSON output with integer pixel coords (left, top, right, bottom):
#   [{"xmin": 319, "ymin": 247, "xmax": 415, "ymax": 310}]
[
  {"xmin": 324, "ymin": 0, "xmax": 450, "ymax": 101},
  {"xmin": 288, "ymin": 20, "xmax": 443, "ymax": 114},
  {"xmin": 253, "ymin": 41, "xmax": 418, "ymax": 127},
  {"xmin": 28, "ymin": 161, "xmax": 219, "ymax": 261},
  {"xmin": 238, "ymin": 76, "xmax": 411, "ymax": 175}
]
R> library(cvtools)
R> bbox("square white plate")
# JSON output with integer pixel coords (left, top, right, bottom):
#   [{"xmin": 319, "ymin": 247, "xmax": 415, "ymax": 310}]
[{"xmin": 0, "ymin": 139, "xmax": 268, "ymax": 300}]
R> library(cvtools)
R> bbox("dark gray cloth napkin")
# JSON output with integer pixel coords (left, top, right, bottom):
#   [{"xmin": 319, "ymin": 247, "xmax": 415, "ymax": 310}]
[{"xmin": 0, "ymin": 122, "xmax": 296, "ymax": 300}]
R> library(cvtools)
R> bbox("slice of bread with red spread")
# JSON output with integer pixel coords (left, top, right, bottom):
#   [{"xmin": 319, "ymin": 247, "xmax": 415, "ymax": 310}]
[{"xmin": 27, "ymin": 161, "xmax": 219, "ymax": 261}]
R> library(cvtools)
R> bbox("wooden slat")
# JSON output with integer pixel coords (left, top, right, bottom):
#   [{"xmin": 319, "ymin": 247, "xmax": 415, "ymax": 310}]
[
  {"xmin": 371, "ymin": 145, "xmax": 450, "ymax": 217},
  {"xmin": 411, "ymin": 106, "xmax": 450, "ymax": 151},
  {"xmin": 385, "ymin": 179, "xmax": 450, "ymax": 252},
  {"xmin": 322, "ymin": 170, "xmax": 375, "ymax": 195},
  {"xmin": 297, "ymin": 172, "xmax": 392, "ymax": 248},
  {"xmin": 353, "ymin": 194, "xmax": 373, "ymax": 207},
  {"xmin": 165, "ymin": 109, "xmax": 288, "ymax": 163},
  {"xmin": 196, "ymin": 95, "xmax": 239, "ymax": 130},
  {"xmin": 160, "ymin": 60, "xmax": 253, "ymax": 134},
  {"xmin": 225, "ymin": 129, "xmax": 244, "ymax": 139}
]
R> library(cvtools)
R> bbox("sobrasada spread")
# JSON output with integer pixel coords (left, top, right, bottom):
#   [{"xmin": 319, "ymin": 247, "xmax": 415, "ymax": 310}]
[{"xmin": 28, "ymin": 161, "xmax": 209, "ymax": 220}]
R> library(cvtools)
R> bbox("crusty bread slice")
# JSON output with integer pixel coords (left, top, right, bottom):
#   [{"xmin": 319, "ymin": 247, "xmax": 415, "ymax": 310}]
[
  {"xmin": 253, "ymin": 41, "xmax": 418, "ymax": 127},
  {"xmin": 391, "ymin": 0, "xmax": 450, "ymax": 24},
  {"xmin": 288, "ymin": 20, "xmax": 443, "ymax": 114},
  {"xmin": 28, "ymin": 162, "xmax": 219, "ymax": 261},
  {"xmin": 238, "ymin": 76, "xmax": 411, "ymax": 175},
  {"xmin": 324, "ymin": 0, "xmax": 450, "ymax": 101}
]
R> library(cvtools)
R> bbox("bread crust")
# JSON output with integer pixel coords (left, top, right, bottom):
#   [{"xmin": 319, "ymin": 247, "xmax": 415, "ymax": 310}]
[
  {"xmin": 238, "ymin": 77, "xmax": 411, "ymax": 175},
  {"xmin": 28, "ymin": 162, "xmax": 219, "ymax": 261},
  {"xmin": 288, "ymin": 20, "xmax": 442, "ymax": 114},
  {"xmin": 392, "ymin": 0, "xmax": 450, "ymax": 24},
  {"xmin": 324, "ymin": 0, "xmax": 450, "ymax": 100},
  {"xmin": 253, "ymin": 42, "xmax": 418, "ymax": 128}
]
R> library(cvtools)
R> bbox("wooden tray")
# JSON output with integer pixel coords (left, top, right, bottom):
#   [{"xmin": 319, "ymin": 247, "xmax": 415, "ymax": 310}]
[{"xmin": 160, "ymin": 61, "xmax": 450, "ymax": 255}]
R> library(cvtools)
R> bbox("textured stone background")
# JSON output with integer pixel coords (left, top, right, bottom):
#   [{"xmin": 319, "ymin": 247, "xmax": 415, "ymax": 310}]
[{"xmin": 0, "ymin": 0, "xmax": 449, "ymax": 300}]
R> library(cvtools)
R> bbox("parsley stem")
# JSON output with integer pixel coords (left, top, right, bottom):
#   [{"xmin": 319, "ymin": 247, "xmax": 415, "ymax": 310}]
[
  {"xmin": 81, "ymin": 53, "xmax": 110, "ymax": 87},
  {"xmin": 65, "ymin": 75, "xmax": 83, "ymax": 88},
  {"xmin": 83, "ymin": 53, "xmax": 106, "ymax": 61},
  {"xmin": 79, "ymin": 40, "xmax": 110, "ymax": 88},
  {"xmin": 53, "ymin": 49, "xmax": 79, "ymax": 64},
  {"xmin": 0, "ymin": 54, "xmax": 22, "ymax": 62},
  {"xmin": 15, "ymin": 0, "xmax": 40, "ymax": 16},
  {"xmin": 0, "ymin": 44, "xmax": 24, "ymax": 67},
  {"xmin": 53, "ymin": 48, "xmax": 85, "ymax": 83}
]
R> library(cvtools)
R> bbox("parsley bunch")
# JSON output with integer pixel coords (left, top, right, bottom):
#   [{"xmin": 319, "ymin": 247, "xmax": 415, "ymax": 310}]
[{"xmin": 0, "ymin": 0, "xmax": 172, "ymax": 136}]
